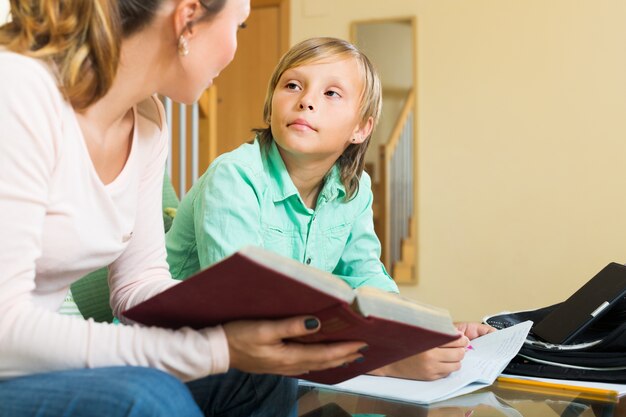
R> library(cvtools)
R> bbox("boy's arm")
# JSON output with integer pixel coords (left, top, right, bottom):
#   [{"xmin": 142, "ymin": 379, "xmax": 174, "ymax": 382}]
[
  {"xmin": 193, "ymin": 160, "xmax": 264, "ymax": 268},
  {"xmin": 333, "ymin": 175, "xmax": 398, "ymax": 293}
]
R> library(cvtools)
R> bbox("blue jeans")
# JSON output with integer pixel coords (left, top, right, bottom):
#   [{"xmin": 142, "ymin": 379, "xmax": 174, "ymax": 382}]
[{"xmin": 0, "ymin": 367, "xmax": 298, "ymax": 417}]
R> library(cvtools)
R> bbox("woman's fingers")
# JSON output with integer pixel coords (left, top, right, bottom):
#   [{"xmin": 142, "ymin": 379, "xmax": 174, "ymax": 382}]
[
  {"xmin": 222, "ymin": 316, "xmax": 366, "ymax": 376},
  {"xmin": 279, "ymin": 340, "xmax": 365, "ymax": 373}
]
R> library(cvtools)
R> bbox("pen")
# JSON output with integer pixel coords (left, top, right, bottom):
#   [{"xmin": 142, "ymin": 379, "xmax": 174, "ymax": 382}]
[{"xmin": 495, "ymin": 376, "xmax": 619, "ymax": 403}]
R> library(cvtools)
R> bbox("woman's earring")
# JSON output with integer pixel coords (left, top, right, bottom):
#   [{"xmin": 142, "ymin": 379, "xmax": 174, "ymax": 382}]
[{"xmin": 178, "ymin": 35, "xmax": 189, "ymax": 56}]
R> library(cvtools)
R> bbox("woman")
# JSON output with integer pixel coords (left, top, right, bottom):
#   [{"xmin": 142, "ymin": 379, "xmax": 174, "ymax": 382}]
[{"xmin": 0, "ymin": 1, "xmax": 365, "ymax": 416}]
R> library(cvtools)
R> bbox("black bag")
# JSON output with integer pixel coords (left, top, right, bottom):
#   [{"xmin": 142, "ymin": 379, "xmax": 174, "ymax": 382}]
[{"xmin": 484, "ymin": 296, "xmax": 626, "ymax": 383}]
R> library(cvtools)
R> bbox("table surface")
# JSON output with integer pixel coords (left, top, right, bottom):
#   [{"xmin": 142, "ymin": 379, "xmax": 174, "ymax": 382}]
[{"xmin": 297, "ymin": 381, "xmax": 626, "ymax": 417}]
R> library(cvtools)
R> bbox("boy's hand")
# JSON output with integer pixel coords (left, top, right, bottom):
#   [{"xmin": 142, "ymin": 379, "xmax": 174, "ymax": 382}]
[
  {"xmin": 369, "ymin": 322, "xmax": 496, "ymax": 381},
  {"xmin": 454, "ymin": 322, "xmax": 496, "ymax": 339},
  {"xmin": 369, "ymin": 335, "xmax": 469, "ymax": 380}
]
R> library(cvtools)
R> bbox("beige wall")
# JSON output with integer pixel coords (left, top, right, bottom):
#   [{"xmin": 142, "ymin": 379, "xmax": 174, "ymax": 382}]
[
  {"xmin": 0, "ymin": 1, "xmax": 8, "ymax": 24},
  {"xmin": 292, "ymin": 0, "xmax": 626, "ymax": 321},
  {"xmin": 355, "ymin": 22, "xmax": 413, "ymax": 90}
]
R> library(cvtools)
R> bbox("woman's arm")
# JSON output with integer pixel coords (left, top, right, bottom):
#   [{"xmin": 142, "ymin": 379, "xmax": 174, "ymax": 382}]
[{"xmin": 0, "ymin": 59, "xmax": 230, "ymax": 380}]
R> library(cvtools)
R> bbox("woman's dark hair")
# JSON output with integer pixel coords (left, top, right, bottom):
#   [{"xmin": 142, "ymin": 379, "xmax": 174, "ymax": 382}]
[
  {"xmin": 0, "ymin": 0, "xmax": 226, "ymax": 110},
  {"xmin": 121, "ymin": 0, "xmax": 226, "ymax": 36}
]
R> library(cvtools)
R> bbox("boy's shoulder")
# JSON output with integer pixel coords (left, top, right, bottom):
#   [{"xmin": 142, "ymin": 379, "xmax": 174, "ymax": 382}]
[
  {"xmin": 211, "ymin": 139, "xmax": 263, "ymax": 167},
  {"xmin": 207, "ymin": 138, "xmax": 268, "ymax": 184},
  {"xmin": 349, "ymin": 170, "xmax": 372, "ymax": 199},
  {"xmin": 358, "ymin": 170, "xmax": 372, "ymax": 188},
  {"xmin": 337, "ymin": 170, "xmax": 374, "ymax": 209}
]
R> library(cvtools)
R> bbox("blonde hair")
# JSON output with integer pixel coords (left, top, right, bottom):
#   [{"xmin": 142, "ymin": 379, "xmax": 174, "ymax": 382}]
[
  {"xmin": 0, "ymin": 0, "xmax": 227, "ymax": 110},
  {"xmin": 0, "ymin": 1, "xmax": 120, "ymax": 110},
  {"xmin": 253, "ymin": 37, "xmax": 382, "ymax": 200}
]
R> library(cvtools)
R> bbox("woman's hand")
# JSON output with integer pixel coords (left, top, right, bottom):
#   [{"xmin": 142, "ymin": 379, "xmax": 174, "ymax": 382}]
[{"xmin": 223, "ymin": 316, "xmax": 367, "ymax": 376}]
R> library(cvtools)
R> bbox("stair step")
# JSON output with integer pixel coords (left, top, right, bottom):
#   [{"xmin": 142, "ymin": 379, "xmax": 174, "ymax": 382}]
[
  {"xmin": 392, "ymin": 262, "xmax": 414, "ymax": 284},
  {"xmin": 401, "ymin": 240, "xmax": 415, "ymax": 263}
]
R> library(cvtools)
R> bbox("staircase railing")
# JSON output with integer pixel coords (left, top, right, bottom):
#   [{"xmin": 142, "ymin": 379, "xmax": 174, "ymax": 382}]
[
  {"xmin": 162, "ymin": 86, "xmax": 218, "ymax": 198},
  {"xmin": 378, "ymin": 88, "xmax": 415, "ymax": 280}
]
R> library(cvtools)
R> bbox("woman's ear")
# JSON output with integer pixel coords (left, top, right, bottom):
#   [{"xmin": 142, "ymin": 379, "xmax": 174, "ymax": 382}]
[
  {"xmin": 174, "ymin": 0, "xmax": 201, "ymax": 37},
  {"xmin": 351, "ymin": 116, "xmax": 374, "ymax": 145}
]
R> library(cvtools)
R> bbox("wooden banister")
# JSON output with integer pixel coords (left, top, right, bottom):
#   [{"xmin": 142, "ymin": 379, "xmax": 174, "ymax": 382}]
[{"xmin": 378, "ymin": 88, "xmax": 415, "ymax": 271}]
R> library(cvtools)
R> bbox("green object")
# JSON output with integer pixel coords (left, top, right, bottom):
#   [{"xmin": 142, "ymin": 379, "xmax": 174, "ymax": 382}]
[
  {"xmin": 70, "ymin": 268, "xmax": 113, "ymax": 323},
  {"xmin": 71, "ymin": 171, "xmax": 179, "ymax": 322}
]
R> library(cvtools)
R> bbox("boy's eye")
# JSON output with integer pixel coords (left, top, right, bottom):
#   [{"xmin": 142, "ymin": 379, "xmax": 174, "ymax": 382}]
[
  {"xmin": 325, "ymin": 90, "xmax": 341, "ymax": 98},
  {"xmin": 286, "ymin": 82, "xmax": 300, "ymax": 90}
]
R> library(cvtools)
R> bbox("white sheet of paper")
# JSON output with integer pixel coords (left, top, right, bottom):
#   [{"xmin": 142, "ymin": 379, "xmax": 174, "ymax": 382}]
[{"xmin": 300, "ymin": 320, "xmax": 533, "ymax": 404}]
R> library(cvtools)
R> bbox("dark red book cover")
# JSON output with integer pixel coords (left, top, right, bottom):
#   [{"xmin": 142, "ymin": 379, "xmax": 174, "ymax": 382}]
[{"xmin": 123, "ymin": 246, "xmax": 459, "ymax": 384}]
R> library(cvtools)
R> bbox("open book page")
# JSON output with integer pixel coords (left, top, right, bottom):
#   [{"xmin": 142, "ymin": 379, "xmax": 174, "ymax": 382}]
[
  {"xmin": 300, "ymin": 321, "xmax": 532, "ymax": 404},
  {"xmin": 239, "ymin": 245, "xmax": 355, "ymax": 303},
  {"xmin": 354, "ymin": 287, "xmax": 457, "ymax": 335}
]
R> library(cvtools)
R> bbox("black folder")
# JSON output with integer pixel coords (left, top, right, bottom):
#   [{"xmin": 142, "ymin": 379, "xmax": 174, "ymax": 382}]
[{"xmin": 532, "ymin": 262, "xmax": 626, "ymax": 344}]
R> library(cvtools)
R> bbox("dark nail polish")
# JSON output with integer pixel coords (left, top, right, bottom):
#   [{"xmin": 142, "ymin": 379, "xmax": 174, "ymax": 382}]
[
  {"xmin": 304, "ymin": 318, "xmax": 319, "ymax": 330},
  {"xmin": 358, "ymin": 345, "xmax": 369, "ymax": 353},
  {"xmin": 355, "ymin": 357, "xmax": 365, "ymax": 363}
]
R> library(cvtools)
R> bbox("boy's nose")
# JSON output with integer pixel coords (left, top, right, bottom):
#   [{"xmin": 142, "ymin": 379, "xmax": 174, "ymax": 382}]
[{"xmin": 298, "ymin": 101, "xmax": 314, "ymax": 111}]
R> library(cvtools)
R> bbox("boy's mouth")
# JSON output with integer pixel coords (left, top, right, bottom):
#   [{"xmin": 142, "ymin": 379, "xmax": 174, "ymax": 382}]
[{"xmin": 288, "ymin": 118, "xmax": 317, "ymax": 131}]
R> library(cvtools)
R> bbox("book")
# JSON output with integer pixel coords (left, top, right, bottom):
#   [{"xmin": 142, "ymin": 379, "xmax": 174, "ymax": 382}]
[{"xmin": 123, "ymin": 245, "xmax": 460, "ymax": 384}]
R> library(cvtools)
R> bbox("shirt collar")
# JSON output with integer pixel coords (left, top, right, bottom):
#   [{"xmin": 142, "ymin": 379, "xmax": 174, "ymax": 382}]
[
  {"xmin": 319, "ymin": 164, "xmax": 346, "ymax": 203},
  {"xmin": 266, "ymin": 140, "xmax": 347, "ymax": 203},
  {"xmin": 267, "ymin": 140, "xmax": 300, "ymax": 202}
]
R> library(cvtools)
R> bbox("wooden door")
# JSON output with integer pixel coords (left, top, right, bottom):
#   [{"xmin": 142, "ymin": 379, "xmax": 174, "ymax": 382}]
[
  {"xmin": 213, "ymin": 0, "xmax": 290, "ymax": 157},
  {"xmin": 169, "ymin": 0, "xmax": 289, "ymax": 196}
]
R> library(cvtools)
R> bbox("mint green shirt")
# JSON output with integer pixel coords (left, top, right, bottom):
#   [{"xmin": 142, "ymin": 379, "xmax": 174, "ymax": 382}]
[{"xmin": 166, "ymin": 138, "xmax": 398, "ymax": 293}]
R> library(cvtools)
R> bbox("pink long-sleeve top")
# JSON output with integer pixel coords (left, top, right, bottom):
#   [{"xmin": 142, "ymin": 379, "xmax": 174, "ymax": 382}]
[{"xmin": 0, "ymin": 50, "xmax": 229, "ymax": 381}]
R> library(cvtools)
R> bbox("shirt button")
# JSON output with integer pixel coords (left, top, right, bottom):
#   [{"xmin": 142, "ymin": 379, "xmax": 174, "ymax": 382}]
[
  {"xmin": 122, "ymin": 232, "xmax": 133, "ymax": 242},
  {"xmin": 306, "ymin": 258, "xmax": 312, "ymax": 265}
]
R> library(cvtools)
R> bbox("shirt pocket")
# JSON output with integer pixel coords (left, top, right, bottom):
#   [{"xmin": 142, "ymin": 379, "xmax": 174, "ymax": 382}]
[
  {"xmin": 261, "ymin": 224, "xmax": 301, "ymax": 261},
  {"xmin": 320, "ymin": 223, "xmax": 351, "ymax": 272}
]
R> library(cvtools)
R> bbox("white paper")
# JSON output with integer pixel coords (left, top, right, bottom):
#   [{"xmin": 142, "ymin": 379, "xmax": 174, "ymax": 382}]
[{"xmin": 300, "ymin": 320, "xmax": 532, "ymax": 404}]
